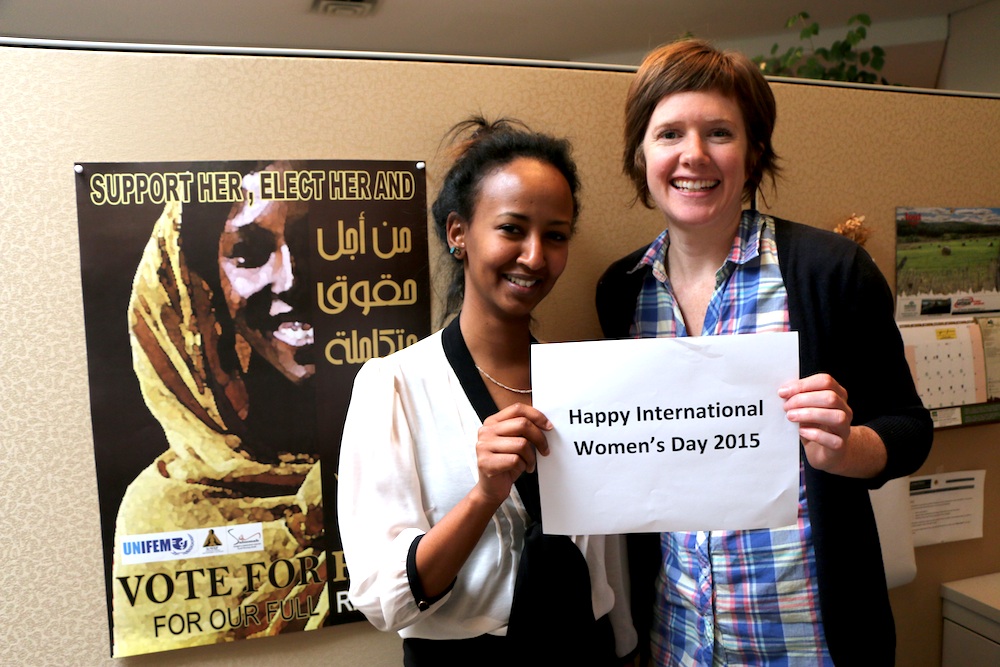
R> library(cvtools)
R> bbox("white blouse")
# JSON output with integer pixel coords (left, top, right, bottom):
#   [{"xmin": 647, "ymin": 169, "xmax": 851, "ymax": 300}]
[{"xmin": 337, "ymin": 330, "xmax": 636, "ymax": 656}]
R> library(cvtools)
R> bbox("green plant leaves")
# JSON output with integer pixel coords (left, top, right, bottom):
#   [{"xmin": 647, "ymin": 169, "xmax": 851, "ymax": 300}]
[{"xmin": 751, "ymin": 12, "xmax": 893, "ymax": 84}]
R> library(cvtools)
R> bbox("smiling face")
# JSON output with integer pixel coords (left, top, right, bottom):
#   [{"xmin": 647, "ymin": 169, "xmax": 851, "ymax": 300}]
[
  {"xmin": 218, "ymin": 167, "xmax": 314, "ymax": 383},
  {"xmin": 447, "ymin": 157, "xmax": 574, "ymax": 323},
  {"xmin": 642, "ymin": 89, "xmax": 750, "ymax": 236}
]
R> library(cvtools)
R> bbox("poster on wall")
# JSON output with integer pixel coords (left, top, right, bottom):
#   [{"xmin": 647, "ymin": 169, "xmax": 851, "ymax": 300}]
[{"xmin": 74, "ymin": 160, "xmax": 430, "ymax": 657}]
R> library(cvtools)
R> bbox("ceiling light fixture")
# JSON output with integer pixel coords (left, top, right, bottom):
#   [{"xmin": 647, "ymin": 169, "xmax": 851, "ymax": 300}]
[{"xmin": 311, "ymin": 0, "xmax": 377, "ymax": 17}]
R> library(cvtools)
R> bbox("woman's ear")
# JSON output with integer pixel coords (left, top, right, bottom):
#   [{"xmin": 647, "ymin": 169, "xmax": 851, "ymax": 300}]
[{"xmin": 446, "ymin": 212, "xmax": 467, "ymax": 251}]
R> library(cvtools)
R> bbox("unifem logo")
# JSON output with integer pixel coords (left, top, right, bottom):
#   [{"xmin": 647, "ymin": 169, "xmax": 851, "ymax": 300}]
[{"xmin": 121, "ymin": 534, "xmax": 195, "ymax": 559}]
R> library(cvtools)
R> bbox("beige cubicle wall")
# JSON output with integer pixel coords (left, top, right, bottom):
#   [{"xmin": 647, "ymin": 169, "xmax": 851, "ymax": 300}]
[{"xmin": 1, "ymin": 45, "xmax": 997, "ymax": 666}]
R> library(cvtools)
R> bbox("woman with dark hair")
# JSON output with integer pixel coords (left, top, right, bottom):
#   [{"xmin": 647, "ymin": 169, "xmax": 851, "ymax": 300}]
[
  {"xmin": 597, "ymin": 39, "xmax": 932, "ymax": 665},
  {"xmin": 338, "ymin": 117, "xmax": 637, "ymax": 665}
]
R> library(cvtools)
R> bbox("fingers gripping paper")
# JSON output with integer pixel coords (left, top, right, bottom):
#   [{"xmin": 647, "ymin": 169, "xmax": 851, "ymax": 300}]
[{"xmin": 531, "ymin": 333, "xmax": 801, "ymax": 535}]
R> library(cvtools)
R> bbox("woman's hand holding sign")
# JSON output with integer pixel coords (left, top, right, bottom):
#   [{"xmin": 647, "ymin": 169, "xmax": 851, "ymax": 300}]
[
  {"xmin": 475, "ymin": 403, "xmax": 552, "ymax": 506},
  {"xmin": 780, "ymin": 373, "xmax": 886, "ymax": 478}
]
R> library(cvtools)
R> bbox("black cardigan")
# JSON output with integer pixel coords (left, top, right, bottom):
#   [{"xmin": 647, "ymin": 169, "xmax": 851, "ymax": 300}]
[{"xmin": 596, "ymin": 216, "xmax": 933, "ymax": 666}]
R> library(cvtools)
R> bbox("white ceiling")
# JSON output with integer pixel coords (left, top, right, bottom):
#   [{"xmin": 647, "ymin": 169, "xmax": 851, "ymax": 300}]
[{"xmin": 0, "ymin": 0, "xmax": 988, "ymax": 87}]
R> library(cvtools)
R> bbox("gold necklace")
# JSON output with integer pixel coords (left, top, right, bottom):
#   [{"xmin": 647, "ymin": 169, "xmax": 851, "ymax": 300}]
[{"xmin": 475, "ymin": 364, "xmax": 532, "ymax": 394}]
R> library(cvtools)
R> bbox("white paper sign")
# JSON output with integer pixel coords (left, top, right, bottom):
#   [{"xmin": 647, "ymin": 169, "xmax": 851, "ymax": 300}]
[{"xmin": 531, "ymin": 333, "xmax": 801, "ymax": 535}]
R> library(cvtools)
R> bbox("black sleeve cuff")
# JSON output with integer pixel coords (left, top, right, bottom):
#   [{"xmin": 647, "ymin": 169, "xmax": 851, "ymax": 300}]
[{"xmin": 406, "ymin": 533, "xmax": 455, "ymax": 611}]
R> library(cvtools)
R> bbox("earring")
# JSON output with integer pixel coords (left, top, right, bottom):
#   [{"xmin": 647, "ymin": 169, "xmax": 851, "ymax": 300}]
[{"xmin": 450, "ymin": 245, "xmax": 465, "ymax": 260}]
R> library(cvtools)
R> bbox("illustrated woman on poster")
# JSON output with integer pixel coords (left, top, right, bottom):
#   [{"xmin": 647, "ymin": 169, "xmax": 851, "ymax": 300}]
[{"xmin": 111, "ymin": 161, "xmax": 328, "ymax": 657}]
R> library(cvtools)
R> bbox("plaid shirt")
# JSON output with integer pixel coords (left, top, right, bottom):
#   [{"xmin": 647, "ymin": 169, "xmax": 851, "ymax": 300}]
[{"xmin": 632, "ymin": 211, "xmax": 833, "ymax": 666}]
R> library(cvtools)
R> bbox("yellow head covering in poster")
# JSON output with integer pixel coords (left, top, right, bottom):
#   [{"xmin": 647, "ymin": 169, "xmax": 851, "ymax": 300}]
[{"xmin": 111, "ymin": 200, "xmax": 327, "ymax": 657}]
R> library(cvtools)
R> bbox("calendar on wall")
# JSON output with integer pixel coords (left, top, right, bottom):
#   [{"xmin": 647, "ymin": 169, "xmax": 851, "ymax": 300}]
[
  {"xmin": 896, "ymin": 207, "xmax": 1000, "ymax": 428},
  {"xmin": 895, "ymin": 207, "xmax": 1000, "ymax": 322},
  {"xmin": 899, "ymin": 317, "xmax": 1000, "ymax": 428},
  {"xmin": 900, "ymin": 319, "xmax": 988, "ymax": 427}
]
